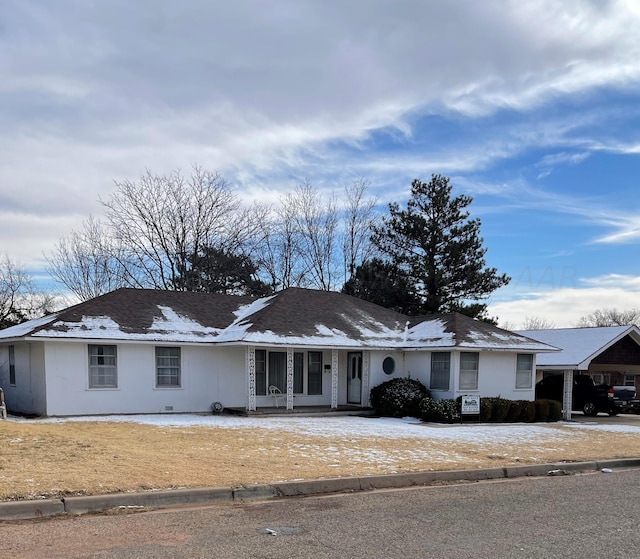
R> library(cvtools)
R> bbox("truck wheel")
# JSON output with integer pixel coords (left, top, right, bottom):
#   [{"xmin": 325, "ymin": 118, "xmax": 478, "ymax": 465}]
[{"xmin": 583, "ymin": 402, "xmax": 598, "ymax": 416}]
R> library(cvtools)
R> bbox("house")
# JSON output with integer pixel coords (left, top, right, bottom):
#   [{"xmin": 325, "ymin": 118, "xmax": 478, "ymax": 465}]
[
  {"xmin": 517, "ymin": 325, "xmax": 640, "ymax": 419},
  {"xmin": 0, "ymin": 287, "xmax": 555, "ymax": 417},
  {"xmin": 517, "ymin": 325, "xmax": 640, "ymax": 387}
]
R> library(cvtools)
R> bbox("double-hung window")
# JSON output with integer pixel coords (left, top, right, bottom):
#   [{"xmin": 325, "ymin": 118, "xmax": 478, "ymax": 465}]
[
  {"xmin": 516, "ymin": 354, "xmax": 534, "ymax": 389},
  {"xmin": 156, "ymin": 347, "xmax": 181, "ymax": 387},
  {"xmin": 459, "ymin": 352, "xmax": 479, "ymax": 391},
  {"xmin": 431, "ymin": 352, "xmax": 451, "ymax": 391},
  {"xmin": 88, "ymin": 345, "xmax": 117, "ymax": 388}
]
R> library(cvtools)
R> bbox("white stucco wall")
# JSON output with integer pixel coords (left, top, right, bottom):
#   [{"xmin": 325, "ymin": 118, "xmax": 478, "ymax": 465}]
[
  {"xmin": 370, "ymin": 350, "xmax": 536, "ymax": 402},
  {"xmin": 42, "ymin": 341, "xmax": 248, "ymax": 416}
]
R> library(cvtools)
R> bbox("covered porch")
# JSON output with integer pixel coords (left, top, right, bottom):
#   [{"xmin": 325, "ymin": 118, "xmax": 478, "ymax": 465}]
[{"xmin": 244, "ymin": 346, "xmax": 371, "ymax": 412}]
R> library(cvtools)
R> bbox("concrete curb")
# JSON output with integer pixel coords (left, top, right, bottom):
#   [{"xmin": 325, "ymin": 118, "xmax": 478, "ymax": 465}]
[{"xmin": 2, "ymin": 457, "xmax": 640, "ymax": 521}]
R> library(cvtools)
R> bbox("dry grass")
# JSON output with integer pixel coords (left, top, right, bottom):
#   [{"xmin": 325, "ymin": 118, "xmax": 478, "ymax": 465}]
[{"xmin": 1, "ymin": 419, "xmax": 639, "ymax": 501}]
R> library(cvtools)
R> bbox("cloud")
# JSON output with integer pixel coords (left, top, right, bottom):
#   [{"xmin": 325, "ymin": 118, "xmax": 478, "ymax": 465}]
[{"xmin": 490, "ymin": 273, "xmax": 640, "ymax": 328}]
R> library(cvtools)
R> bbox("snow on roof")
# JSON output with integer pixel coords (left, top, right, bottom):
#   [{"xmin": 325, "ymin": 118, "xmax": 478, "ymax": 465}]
[
  {"xmin": 516, "ymin": 326, "xmax": 640, "ymax": 368},
  {"xmin": 0, "ymin": 288, "xmax": 558, "ymax": 353}
]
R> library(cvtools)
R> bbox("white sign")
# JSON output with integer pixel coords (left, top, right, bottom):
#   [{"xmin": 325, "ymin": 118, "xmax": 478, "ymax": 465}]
[{"xmin": 461, "ymin": 395, "xmax": 480, "ymax": 414}]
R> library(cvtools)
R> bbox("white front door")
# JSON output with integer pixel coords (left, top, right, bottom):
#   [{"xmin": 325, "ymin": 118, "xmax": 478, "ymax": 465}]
[{"xmin": 347, "ymin": 352, "xmax": 362, "ymax": 404}]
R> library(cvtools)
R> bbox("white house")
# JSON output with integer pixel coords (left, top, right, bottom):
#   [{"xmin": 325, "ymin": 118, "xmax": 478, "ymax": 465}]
[{"xmin": 0, "ymin": 287, "xmax": 555, "ymax": 416}]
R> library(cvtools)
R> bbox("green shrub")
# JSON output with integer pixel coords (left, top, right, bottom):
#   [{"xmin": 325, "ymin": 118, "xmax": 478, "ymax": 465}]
[
  {"xmin": 487, "ymin": 397, "xmax": 511, "ymax": 422},
  {"xmin": 504, "ymin": 400, "xmax": 523, "ymax": 423},
  {"xmin": 534, "ymin": 399, "xmax": 550, "ymax": 421},
  {"xmin": 519, "ymin": 400, "xmax": 536, "ymax": 422},
  {"xmin": 547, "ymin": 399, "xmax": 562, "ymax": 421},
  {"xmin": 419, "ymin": 397, "xmax": 460, "ymax": 423},
  {"xmin": 479, "ymin": 398, "xmax": 493, "ymax": 422},
  {"xmin": 369, "ymin": 378, "xmax": 430, "ymax": 418}
]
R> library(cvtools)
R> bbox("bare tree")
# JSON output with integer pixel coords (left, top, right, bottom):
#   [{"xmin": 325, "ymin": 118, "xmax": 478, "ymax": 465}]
[
  {"xmin": 100, "ymin": 166, "xmax": 246, "ymax": 291},
  {"xmin": 521, "ymin": 316, "xmax": 556, "ymax": 330},
  {"xmin": 0, "ymin": 255, "xmax": 58, "ymax": 327},
  {"xmin": 341, "ymin": 178, "xmax": 379, "ymax": 284},
  {"xmin": 577, "ymin": 308, "xmax": 640, "ymax": 327},
  {"xmin": 46, "ymin": 216, "xmax": 127, "ymax": 300},
  {"xmin": 283, "ymin": 181, "xmax": 340, "ymax": 291},
  {"xmin": 255, "ymin": 202, "xmax": 310, "ymax": 290}
]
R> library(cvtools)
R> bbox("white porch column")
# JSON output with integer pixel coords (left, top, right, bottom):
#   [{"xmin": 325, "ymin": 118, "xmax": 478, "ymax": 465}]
[
  {"xmin": 362, "ymin": 351, "xmax": 371, "ymax": 407},
  {"xmin": 286, "ymin": 347, "xmax": 294, "ymax": 410},
  {"xmin": 562, "ymin": 369, "xmax": 573, "ymax": 421},
  {"xmin": 331, "ymin": 349, "xmax": 338, "ymax": 409},
  {"xmin": 247, "ymin": 345, "xmax": 256, "ymax": 411}
]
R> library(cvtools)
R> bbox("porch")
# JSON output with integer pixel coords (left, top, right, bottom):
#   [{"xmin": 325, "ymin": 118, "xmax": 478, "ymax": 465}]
[{"xmin": 229, "ymin": 405, "xmax": 374, "ymax": 417}]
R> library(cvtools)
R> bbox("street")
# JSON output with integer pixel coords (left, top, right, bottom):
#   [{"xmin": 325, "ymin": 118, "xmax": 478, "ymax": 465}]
[{"xmin": 2, "ymin": 468, "xmax": 640, "ymax": 559}]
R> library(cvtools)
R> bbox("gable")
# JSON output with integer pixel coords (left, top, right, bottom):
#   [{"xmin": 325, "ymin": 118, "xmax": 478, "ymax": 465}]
[{"xmin": 591, "ymin": 335, "xmax": 640, "ymax": 366}]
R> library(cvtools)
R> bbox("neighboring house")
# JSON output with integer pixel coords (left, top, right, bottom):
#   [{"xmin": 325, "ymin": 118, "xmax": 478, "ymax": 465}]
[
  {"xmin": 0, "ymin": 287, "xmax": 555, "ymax": 417},
  {"xmin": 517, "ymin": 325, "xmax": 640, "ymax": 387},
  {"xmin": 517, "ymin": 325, "xmax": 640, "ymax": 419}
]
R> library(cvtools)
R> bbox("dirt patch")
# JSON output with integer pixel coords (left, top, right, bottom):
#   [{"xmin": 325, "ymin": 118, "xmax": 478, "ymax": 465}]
[{"xmin": 1, "ymin": 418, "xmax": 638, "ymax": 501}]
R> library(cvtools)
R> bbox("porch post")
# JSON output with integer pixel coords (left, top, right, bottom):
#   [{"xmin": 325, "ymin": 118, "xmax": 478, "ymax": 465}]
[
  {"xmin": 247, "ymin": 345, "xmax": 256, "ymax": 411},
  {"xmin": 562, "ymin": 369, "xmax": 573, "ymax": 421},
  {"xmin": 362, "ymin": 350, "xmax": 371, "ymax": 407},
  {"xmin": 286, "ymin": 347, "xmax": 294, "ymax": 410},
  {"xmin": 331, "ymin": 349, "xmax": 338, "ymax": 409}
]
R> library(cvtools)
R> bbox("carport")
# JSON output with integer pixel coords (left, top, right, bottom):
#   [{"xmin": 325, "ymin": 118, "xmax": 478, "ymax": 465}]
[{"xmin": 517, "ymin": 325, "xmax": 640, "ymax": 420}]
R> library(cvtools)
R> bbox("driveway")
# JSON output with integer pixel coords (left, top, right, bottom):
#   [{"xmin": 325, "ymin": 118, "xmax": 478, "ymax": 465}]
[{"xmin": 571, "ymin": 411, "xmax": 640, "ymax": 425}]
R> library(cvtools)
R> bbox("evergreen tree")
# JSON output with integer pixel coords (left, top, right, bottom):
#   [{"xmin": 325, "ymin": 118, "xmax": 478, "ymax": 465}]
[
  {"xmin": 372, "ymin": 175, "xmax": 509, "ymax": 318},
  {"xmin": 175, "ymin": 247, "xmax": 273, "ymax": 296},
  {"xmin": 342, "ymin": 258, "xmax": 421, "ymax": 315}
]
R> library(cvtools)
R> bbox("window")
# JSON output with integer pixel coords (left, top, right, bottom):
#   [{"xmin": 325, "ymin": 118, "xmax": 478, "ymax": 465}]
[
  {"xmin": 382, "ymin": 356, "xmax": 396, "ymax": 375},
  {"xmin": 156, "ymin": 347, "xmax": 181, "ymax": 387},
  {"xmin": 88, "ymin": 345, "xmax": 117, "ymax": 388},
  {"xmin": 269, "ymin": 351, "xmax": 287, "ymax": 392},
  {"xmin": 624, "ymin": 374, "xmax": 636, "ymax": 387},
  {"xmin": 254, "ymin": 349, "xmax": 323, "ymax": 396},
  {"xmin": 8, "ymin": 345, "xmax": 15, "ymax": 386},
  {"xmin": 459, "ymin": 352, "xmax": 479, "ymax": 390},
  {"xmin": 516, "ymin": 354, "xmax": 533, "ymax": 389},
  {"xmin": 293, "ymin": 352, "xmax": 304, "ymax": 394},
  {"xmin": 255, "ymin": 349, "xmax": 267, "ymax": 395},
  {"xmin": 308, "ymin": 351, "xmax": 323, "ymax": 395},
  {"xmin": 431, "ymin": 352, "xmax": 450, "ymax": 390}
]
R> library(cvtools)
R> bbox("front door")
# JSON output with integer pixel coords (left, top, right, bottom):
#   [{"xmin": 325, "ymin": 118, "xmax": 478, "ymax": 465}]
[{"xmin": 347, "ymin": 352, "xmax": 362, "ymax": 404}]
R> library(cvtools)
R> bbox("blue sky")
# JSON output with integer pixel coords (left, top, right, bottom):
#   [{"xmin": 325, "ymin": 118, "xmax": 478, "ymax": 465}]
[{"xmin": 1, "ymin": 0, "xmax": 640, "ymax": 327}]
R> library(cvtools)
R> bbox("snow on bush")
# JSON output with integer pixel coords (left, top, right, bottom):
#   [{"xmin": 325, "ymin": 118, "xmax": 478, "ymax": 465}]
[{"xmin": 369, "ymin": 378, "xmax": 430, "ymax": 418}]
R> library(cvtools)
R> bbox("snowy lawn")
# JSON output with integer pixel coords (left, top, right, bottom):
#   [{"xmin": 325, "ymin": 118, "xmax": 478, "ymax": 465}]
[{"xmin": 3, "ymin": 414, "xmax": 640, "ymax": 501}]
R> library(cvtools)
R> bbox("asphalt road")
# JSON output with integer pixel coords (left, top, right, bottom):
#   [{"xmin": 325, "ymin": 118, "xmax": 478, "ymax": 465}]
[{"xmin": 3, "ymin": 468, "xmax": 640, "ymax": 559}]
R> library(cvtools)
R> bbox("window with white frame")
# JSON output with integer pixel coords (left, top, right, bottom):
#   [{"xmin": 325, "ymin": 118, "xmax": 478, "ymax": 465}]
[
  {"xmin": 8, "ymin": 345, "xmax": 15, "ymax": 386},
  {"xmin": 459, "ymin": 352, "xmax": 479, "ymax": 390},
  {"xmin": 156, "ymin": 347, "xmax": 181, "ymax": 387},
  {"xmin": 516, "ymin": 354, "xmax": 533, "ymax": 389},
  {"xmin": 624, "ymin": 374, "xmax": 636, "ymax": 387},
  {"xmin": 431, "ymin": 352, "xmax": 451, "ymax": 390},
  {"xmin": 88, "ymin": 345, "xmax": 117, "ymax": 388}
]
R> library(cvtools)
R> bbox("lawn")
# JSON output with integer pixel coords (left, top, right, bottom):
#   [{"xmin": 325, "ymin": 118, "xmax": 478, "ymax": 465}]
[{"xmin": 2, "ymin": 414, "xmax": 640, "ymax": 501}]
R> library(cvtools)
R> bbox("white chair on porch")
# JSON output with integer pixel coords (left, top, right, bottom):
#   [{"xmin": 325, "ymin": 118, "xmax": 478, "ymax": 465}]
[{"xmin": 268, "ymin": 385, "xmax": 287, "ymax": 408}]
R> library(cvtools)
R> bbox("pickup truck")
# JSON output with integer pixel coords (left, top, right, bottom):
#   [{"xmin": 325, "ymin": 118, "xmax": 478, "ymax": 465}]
[
  {"xmin": 535, "ymin": 374, "xmax": 617, "ymax": 417},
  {"xmin": 611, "ymin": 386, "xmax": 640, "ymax": 413}
]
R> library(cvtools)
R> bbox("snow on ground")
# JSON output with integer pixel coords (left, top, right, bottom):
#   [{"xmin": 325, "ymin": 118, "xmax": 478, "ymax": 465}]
[{"xmin": 11, "ymin": 414, "xmax": 640, "ymax": 443}]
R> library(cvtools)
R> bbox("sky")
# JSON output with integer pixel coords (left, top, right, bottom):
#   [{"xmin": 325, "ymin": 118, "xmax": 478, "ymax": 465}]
[{"xmin": 1, "ymin": 0, "xmax": 640, "ymax": 328}]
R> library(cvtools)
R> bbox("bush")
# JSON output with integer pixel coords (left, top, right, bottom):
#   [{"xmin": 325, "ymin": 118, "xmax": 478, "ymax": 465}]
[
  {"xmin": 486, "ymin": 397, "xmax": 511, "ymax": 422},
  {"xmin": 547, "ymin": 399, "xmax": 562, "ymax": 421},
  {"xmin": 480, "ymin": 398, "xmax": 493, "ymax": 422},
  {"xmin": 520, "ymin": 400, "xmax": 536, "ymax": 422},
  {"xmin": 504, "ymin": 400, "xmax": 523, "ymax": 422},
  {"xmin": 419, "ymin": 397, "xmax": 460, "ymax": 423},
  {"xmin": 369, "ymin": 378, "xmax": 430, "ymax": 418},
  {"xmin": 534, "ymin": 399, "xmax": 550, "ymax": 421}
]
